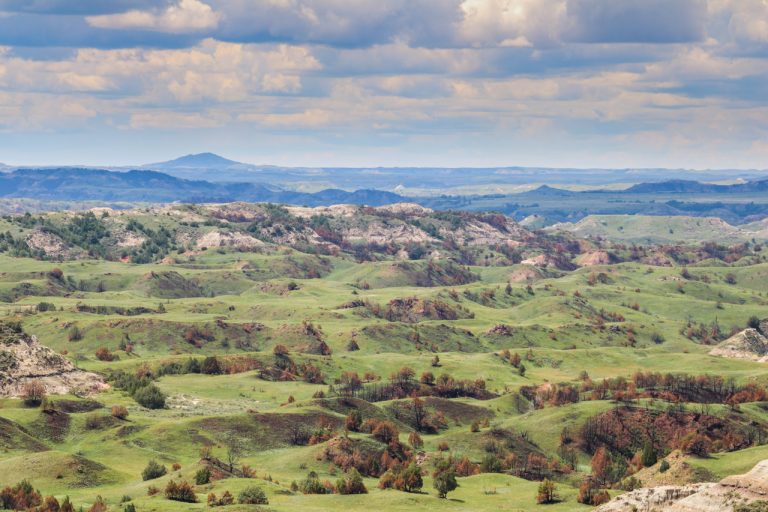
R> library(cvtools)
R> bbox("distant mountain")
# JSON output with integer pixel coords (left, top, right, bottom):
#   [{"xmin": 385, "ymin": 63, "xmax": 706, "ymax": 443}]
[
  {"xmin": 0, "ymin": 168, "xmax": 407, "ymax": 206},
  {"xmin": 139, "ymin": 154, "xmax": 768, "ymax": 192},
  {"xmin": 518, "ymin": 185, "xmax": 576, "ymax": 197},
  {"xmin": 148, "ymin": 152, "xmax": 241, "ymax": 169},
  {"xmin": 622, "ymin": 178, "xmax": 768, "ymax": 194}
]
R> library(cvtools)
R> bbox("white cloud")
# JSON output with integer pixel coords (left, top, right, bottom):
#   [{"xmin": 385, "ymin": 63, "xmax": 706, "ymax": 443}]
[{"xmin": 87, "ymin": 0, "xmax": 221, "ymax": 33}]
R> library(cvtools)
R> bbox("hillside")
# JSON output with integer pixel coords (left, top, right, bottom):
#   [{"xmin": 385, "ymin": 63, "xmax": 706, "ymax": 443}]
[
  {"xmin": 547, "ymin": 215, "xmax": 768, "ymax": 243},
  {"xmin": 597, "ymin": 458, "xmax": 768, "ymax": 511},
  {"xmin": 0, "ymin": 201, "xmax": 767, "ymax": 511},
  {"xmin": 0, "ymin": 322, "xmax": 104, "ymax": 396}
]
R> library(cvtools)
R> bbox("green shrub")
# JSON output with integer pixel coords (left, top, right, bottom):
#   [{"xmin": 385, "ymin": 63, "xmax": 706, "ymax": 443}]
[
  {"xmin": 141, "ymin": 460, "xmax": 167, "ymax": 481},
  {"xmin": 194, "ymin": 467, "xmax": 211, "ymax": 485},
  {"xmin": 133, "ymin": 384, "xmax": 166, "ymax": 409},
  {"xmin": 237, "ymin": 486, "xmax": 268, "ymax": 505},
  {"xmin": 336, "ymin": 469, "xmax": 367, "ymax": 495}
]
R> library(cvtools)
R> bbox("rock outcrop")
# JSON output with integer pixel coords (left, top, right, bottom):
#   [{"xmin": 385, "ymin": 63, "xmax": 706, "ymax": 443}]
[
  {"xmin": 0, "ymin": 323, "xmax": 106, "ymax": 397},
  {"xmin": 710, "ymin": 328, "xmax": 768, "ymax": 362},
  {"xmin": 597, "ymin": 459, "xmax": 768, "ymax": 512}
]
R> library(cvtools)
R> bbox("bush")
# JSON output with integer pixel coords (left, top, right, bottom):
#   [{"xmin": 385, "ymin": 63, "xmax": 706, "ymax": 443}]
[
  {"xmin": 133, "ymin": 384, "xmax": 166, "ymax": 409},
  {"xmin": 299, "ymin": 471, "xmax": 330, "ymax": 495},
  {"xmin": 659, "ymin": 459, "xmax": 671, "ymax": 473},
  {"xmin": 238, "ymin": 486, "xmax": 269, "ymax": 505},
  {"xmin": 208, "ymin": 491, "xmax": 234, "ymax": 507},
  {"xmin": 68, "ymin": 326, "xmax": 83, "ymax": 342},
  {"xmin": 536, "ymin": 479, "xmax": 558, "ymax": 504},
  {"xmin": 201, "ymin": 356, "xmax": 222, "ymax": 375},
  {"xmin": 194, "ymin": 467, "xmax": 211, "ymax": 485},
  {"xmin": 164, "ymin": 480, "xmax": 197, "ymax": 503},
  {"xmin": 111, "ymin": 405, "xmax": 129, "ymax": 420},
  {"xmin": 94, "ymin": 347, "xmax": 116, "ymax": 362},
  {"xmin": 141, "ymin": 460, "xmax": 167, "ymax": 481},
  {"xmin": 336, "ymin": 469, "xmax": 367, "ymax": 495},
  {"xmin": 378, "ymin": 463, "xmax": 422, "ymax": 493},
  {"xmin": 36, "ymin": 302, "xmax": 55, "ymax": 312},
  {"xmin": 651, "ymin": 333, "xmax": 665, "ymax": 344}
]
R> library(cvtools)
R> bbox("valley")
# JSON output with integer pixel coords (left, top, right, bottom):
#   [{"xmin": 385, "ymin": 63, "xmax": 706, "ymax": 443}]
[{"xmin": 0, "ymin": 202, "xmax": 767, "ymax": 511}]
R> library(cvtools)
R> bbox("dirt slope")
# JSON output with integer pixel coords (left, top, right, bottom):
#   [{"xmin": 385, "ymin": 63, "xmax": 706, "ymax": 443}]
[{"xmin": 0, "ymin": 323, "xmax": 105, "ymax": 397}]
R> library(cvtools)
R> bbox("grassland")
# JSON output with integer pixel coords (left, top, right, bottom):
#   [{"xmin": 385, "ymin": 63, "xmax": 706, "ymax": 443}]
[{"xmin": 0, "ymin": 204, "xmax": 767, "ymax": 511}]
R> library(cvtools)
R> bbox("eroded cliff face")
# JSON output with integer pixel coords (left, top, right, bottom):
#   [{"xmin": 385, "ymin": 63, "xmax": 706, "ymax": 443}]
[
  {"xmin": 0, "ymin": 323, "xmax": 106, "ymax": 397},
  {"xmin": 597, "ymin": 460, "xmax": 768, "ymax": 512}
]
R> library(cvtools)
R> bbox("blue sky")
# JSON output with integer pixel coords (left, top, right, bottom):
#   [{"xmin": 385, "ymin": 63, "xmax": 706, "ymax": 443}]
[{"xmin": 0, "ymin": 0, "xmax": 767, "ymax": 169}]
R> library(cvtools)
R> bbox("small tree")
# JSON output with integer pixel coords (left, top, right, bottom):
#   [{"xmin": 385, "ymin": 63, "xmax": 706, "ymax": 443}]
[
  {"xmin": 641, "ymin": 440, "xmax": 657, "ymax": 467},
  {"xmin": 659, "ymin": 459, "xmax": 671, "ymax": 473},
  {"xmin": 408, "ymin": 431, "xmax": 423, "ymax": 449},
  {"xmin": 224, "ymin": 433, "xmax": 244, "ymax": 473},
  {"xmin": 536, "ymin": 479, "xmax": 558, "ymax": 504},
  {"xmin": 141, "ymin": 460, "xmax": 167, "ymax": 481},
  {"xmin": 433, "ymin": 469, "xmax": 458, "ymax": 499},
  {"xmin": 400, "ymin": 463, "xmax": 423, "ymax": 493},
  {"xmin": 22, "ymin": 380, "xmax": 46, "ymax": 407},
  {"xmin": 372, "ymin": 421, "xmax": 399, "ymax": 444}
]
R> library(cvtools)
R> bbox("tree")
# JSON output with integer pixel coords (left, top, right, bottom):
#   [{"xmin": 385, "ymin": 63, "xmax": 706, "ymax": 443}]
[
  {"xmin": 400, "ymin": 463, "xmax": 423, "ymax": 493},
  {"xmin": 591, "ymin": 447, "xmax": 611, "ymax": 485},
  {"xmin": 641, "ymin": 440, "xmax": 657, "ymax": 467},
  {"xmin": 142, "ymin": 460, "xmax": 167, "ymax": 481},
  {"xmin": 238, "ymin": 486, "xmax": 268, "ymax": 504},
  {"xmin": 433, "ymin": 469, "xmax": 458, "ymax": 499},
  {"xmin": 408, "ymin": 431, "xmax": 423, "ymax": 449},
  {"xmin": 536, "ymin": 479, "xmax": 558, "ymax": 504},
  {"xmin": 411, "ymin": 397, "xmax": 427, "ymax": 431},
  {"xmin": 22, "ymin": 380, "xmax": 46, "ymax": 407},
  {"xmin": 372, "ymin": 421, "xmax": 399, "ymax": 444},
  {"xmin": 345, "ymin": 410, "xmax": 362, "ymax": 432},
  {"xmin": 223, "ymin": 432, "xmax": 244, "ymax": 473},
  {"xmin": 748, "ymin": 316, "xmax": 761, "ymax": 330},
  {"xmin": 577, "ymin": 477, "xmax": 610, "ymax": 506}
]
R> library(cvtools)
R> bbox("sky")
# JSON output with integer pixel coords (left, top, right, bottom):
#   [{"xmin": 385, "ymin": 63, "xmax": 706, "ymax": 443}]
[{"xmin": 0, "ymin": 0, "xmax": 767, "ymax": 169}]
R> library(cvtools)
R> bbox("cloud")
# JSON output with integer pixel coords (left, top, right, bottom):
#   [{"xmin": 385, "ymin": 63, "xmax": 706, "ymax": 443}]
[
  {"xmin": 0, "ymin": 0, "xmax": 173, "ymax": 15},
  {"xmin": 87, "ymin": 0, "xmax": 221, "ymax": 33},
  {"xmin": 0, "ymin": 0, "xmax": 767, "ymax": 168},
  {"xmin": 564, "ymin": 0, "xmax": 708, "ymax": 44}
]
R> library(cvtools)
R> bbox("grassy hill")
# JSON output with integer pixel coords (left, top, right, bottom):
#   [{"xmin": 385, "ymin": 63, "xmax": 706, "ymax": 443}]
[{"xmin": 0, "ymin": 203, "xmax": 767, "ymax": 511}]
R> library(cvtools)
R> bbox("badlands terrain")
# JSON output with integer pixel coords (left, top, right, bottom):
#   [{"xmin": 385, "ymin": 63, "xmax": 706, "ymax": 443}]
[{"xmin": 0, "ymin": 201, "xmax": 767, "ymax": 511}]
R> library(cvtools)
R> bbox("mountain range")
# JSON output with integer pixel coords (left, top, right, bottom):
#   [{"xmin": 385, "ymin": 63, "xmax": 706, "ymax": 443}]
[{"xmin": 0, "ymin": 168, "xmax": 405, "ymax": 206}]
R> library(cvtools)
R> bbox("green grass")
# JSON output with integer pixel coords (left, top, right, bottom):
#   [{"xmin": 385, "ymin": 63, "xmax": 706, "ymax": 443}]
[{"xmin": 1, "ymin": 245, "xmax": 768, "ymax": 511}]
